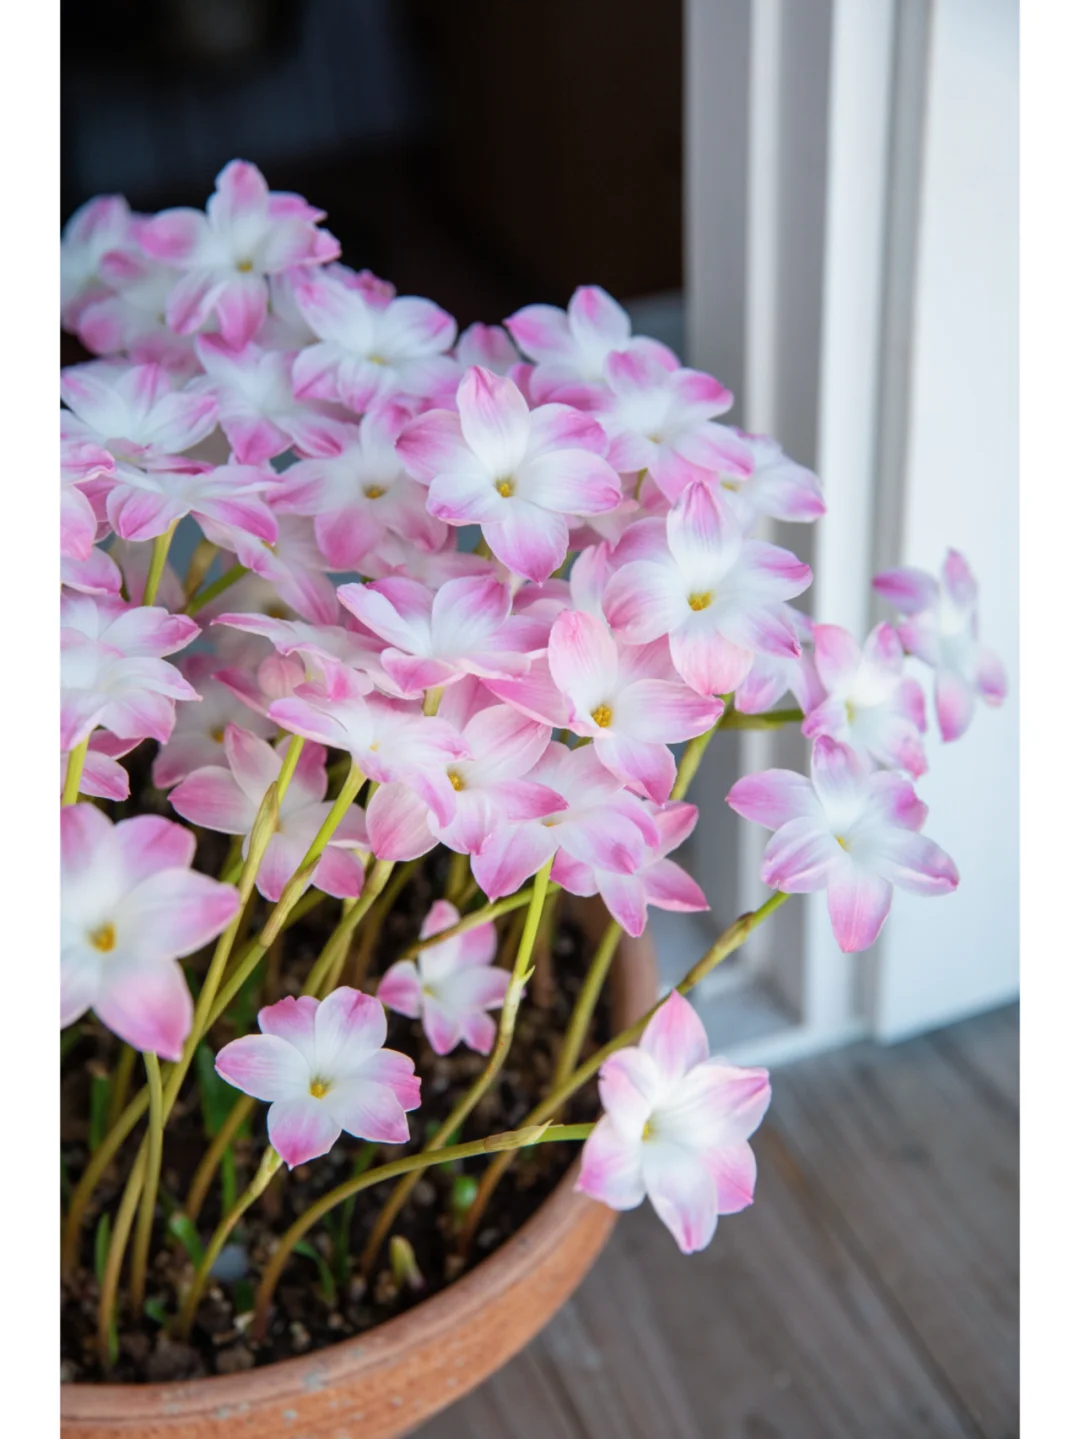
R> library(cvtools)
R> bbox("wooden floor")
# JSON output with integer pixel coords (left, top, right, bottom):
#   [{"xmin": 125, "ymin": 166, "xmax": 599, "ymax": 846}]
[{"xmin": 419, "ymin": 1004, "xmax": 1018, "ymax": 1439}]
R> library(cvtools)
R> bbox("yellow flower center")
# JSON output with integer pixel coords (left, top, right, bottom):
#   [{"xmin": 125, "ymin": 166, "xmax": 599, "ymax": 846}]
[
  {"xmin": 89, "ymin": 922, "xmax": 116, "ymax": 953},
  {"xmin": 210, "ymin": 725, "xmax": 226, "ymax": 743},
  {"xmin": 309, "ymin": 1079, "xmax": 330, "ymax": 1099},
  {"xmin": 266, "ymin": 604, "xmax": 288, "ymax": 620},
  {"xmin": 369, "ymin": 354, "xmax": 387, "ymax": 366},
  {"xmin": 687, "ymin": 592, "xmax": 713, "ymax": 612},
  {"xmin": 448, "ymin": 769, "xmax": 465, "ymax": 791},
  {"xmin": 364, "ymin": 484, "xmax": 386, "ymax": 500},
  {"xmin": 590, "ymin": 704, "xmax": 613, "ymax": 728},
  {"xmin": 236, "ymin": 259, "xmax": 254, "ymax": 273},
  {"xmin": 641, "ymin": 1119, "xmax": 654, "ymax": 1141},
  {"xmin": 836, "ymin": 835, "xmax": 850, "ymax": 852},
  {"xmin": 495, "ymin": 478, "xmax": 515, "ymax": 498}
]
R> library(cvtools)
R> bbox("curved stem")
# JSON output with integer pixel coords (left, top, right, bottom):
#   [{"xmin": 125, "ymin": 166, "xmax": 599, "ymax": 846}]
[
  {"xmin": 142, "ymin": 520, "xmax": 179, "ymax": 607},
  {"xmin": 129, "ymin": 1053, "xmax": 164, "ymax": 1309},
  {"xmin": 62, "ymin": 738, "xmax": 89, "ymax": 806},
  {"xmin": 251, "ymin": 1122, "xmax": 592, "ymax": 1341},
  {"xmin": 96, "ymin": 1148, "xmax": 147, "ymax": 1368},
  {"xmin": 303, "ymin": 859, "xmax": 394, "ymax": 998},
  {"xmin": 184, "ymin": 1094, "xmax": 257, "ymax": 1224},
  {"xmin": 457, "ymin": 891, "xmax": 790, "ymax": 1254},
  {"xmin": 552, "ymin": 919, "xmax": 621, "ymax": 1088},
  {"xmin": 397, "ymin": 883, "xmax": 559, "ymax": 963},
  {"xmin": 350, "ymin": 859, "xmax": 421, "ymax": 987},
  {"xmin": 359, "ymin": 860, "xmax": 557, "ymax": 1278},
  {"xmin": 178, "ymin": 1147, "xmax": 283, "ymax": 1341},
  {"xmin": 275, "ymin": 734, "xmax": 305, "ymax": 800},
  {"xmin": 106, "ymin": 1045, "xmax": 138, "ymax": 1130},
  {"xmin": 185, "ymin": 561, "xmax": 247, "ymax": 616},
  {"xmin": 62, "ymin": 1088, "xmax": 149, "ymax": 1280}
]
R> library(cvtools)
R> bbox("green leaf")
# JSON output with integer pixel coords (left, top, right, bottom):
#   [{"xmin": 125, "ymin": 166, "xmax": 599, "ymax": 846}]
[
  {"xmin": 60, "ymin": 1025, "xmax": 82, "ymax": 1067},
  {"xmin": 195, "ymin": 1043, "xmax": 237, "ymax": 1136},
  {"xmin": 143, "ymin": 1296, "xmax": 168, "ymax": 1326},
  {"xmin": 89, "ymin": 1074, "xmax": 111, "ymax": 1153},
  {"xmin": 93, "ymin": 1212, "xmax": 112, "ymax": 1287},
  {"xmin": 233, "ymin": 1278, "xmax": 255, "ymax": 1316},
  {"xmin": 294, "ymin": 1239, "xmax": 337, "ymax": 1307},
  {"xmin": 167, "ymin": 1211, "xmax": 206, "ymax": 1267},
  {"xmin": 449, "ymin": 1174, "xmax": 479, "ymax": 1221}
]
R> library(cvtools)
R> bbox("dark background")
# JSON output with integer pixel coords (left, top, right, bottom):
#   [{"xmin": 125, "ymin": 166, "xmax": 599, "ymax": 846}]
[{"xmin": 61, "ymin": 0, "xmax": 683, "ymax": 328}]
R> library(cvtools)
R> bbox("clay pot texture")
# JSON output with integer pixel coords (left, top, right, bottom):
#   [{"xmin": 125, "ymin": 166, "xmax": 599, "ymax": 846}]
[{"xmin": 62, "ymin": 932, "xmax": 658, "ymax": 1438}]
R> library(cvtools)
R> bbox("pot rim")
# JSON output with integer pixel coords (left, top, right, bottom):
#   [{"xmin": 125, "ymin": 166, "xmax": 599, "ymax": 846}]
[{"xmin": 62, "ymin": 1157, "xmax": 598, "ymax": 1423}]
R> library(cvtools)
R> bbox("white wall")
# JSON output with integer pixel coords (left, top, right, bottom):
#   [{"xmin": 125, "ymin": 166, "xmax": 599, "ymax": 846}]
[{"xmin": 869, "ymin": 0, "xmax": 1019, "ymax": 1040}]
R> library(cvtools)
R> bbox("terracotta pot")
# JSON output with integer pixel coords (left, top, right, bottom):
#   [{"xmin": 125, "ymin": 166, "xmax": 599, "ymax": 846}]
[{"xmin": 62, "ymin": 931, "xmax": 657, "ymax": 1438}]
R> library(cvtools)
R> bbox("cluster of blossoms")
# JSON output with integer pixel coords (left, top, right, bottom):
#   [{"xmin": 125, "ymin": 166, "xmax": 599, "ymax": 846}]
[{"xmin": 60, "ymin": 162, "xmax": 1006, "ymax": 1271}]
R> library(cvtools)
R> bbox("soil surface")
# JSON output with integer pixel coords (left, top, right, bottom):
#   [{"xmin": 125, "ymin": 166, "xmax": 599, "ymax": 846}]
[{"xmin": 61, "ymin": 768, "xmax": 607, "ymax": 1385}]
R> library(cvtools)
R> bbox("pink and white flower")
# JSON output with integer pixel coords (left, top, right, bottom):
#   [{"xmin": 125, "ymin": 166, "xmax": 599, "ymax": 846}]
[
  {"xmin": 596, "ymin": 349, "xmax": 751, "ymax": 503},
  {"xmin": 105, "ymin": 460, "xmax": 280, "ymax": 549},
  {"xmin": 577, "ymin": 990, "xmax": 770, "ymax": 1253},
  {"xmin": 151, "ymin": 655, "xmax": 277, "ymax": 788},
  {"xmin": 722, "ymin": 433, "xmax": 826, "ymax": 532},
  {"xmin": 214, "ymin": 988, "xmax": 421, "ymax": 1168},
  {"xmin": 505, "ymin": 286, "xmax": 678, "ymax": 405},
  {"xmin": 273, "ymin": 404, "xmax": 447, "ymax": 569},
  {"xmin": 397, "ymin": 367, "xmax": 622, "ymax": 582},
  {"xmin": 802, "ymin": 623, "xmax": 928, "ymax": 776},
  {"xmin": 377, "ymin": 900, "xmax": 508, "ymax": 1055},
  {"xmin": 60, "ymin": 361, "xmax": 219, "ymax": 491},
  {"xmin": 290, "ymin": 268, "xmax": 457, "ymax": 412},
  {"xmin": 77, "ymin": 248, "xmax": 201, "ymax": 376},
  {"xmin": 380, "ymin": 683, "xmax": 563, "ymax": 859},
  {"xmin": 873, "ymin": 550, "xmax": 1007, "ymax": 742},
  {"xmin": 60, "ymin": 732, "xmax": 139, "ymax": 802},
  {"xmin": 169, "ymin": 726, "xmax": 369, "ymax": 901},
  {"xmin": 268, "ymin": 660, "xmax": 469, "ymax": 808},
  {"xmin": 553, "ymin": 799, "xmax": 708, "ymax": 937},
  {"xmin": 193, "ymin": 335, "xmax": 344, "ymax": 464},
  {"xmin": 471, "ymin": 741, "xmax": 658, "ymax": 901},
  {"xmin": 60, "ymin": 594, "xmax": 201, "ymax": 750},
  {"xmin": 236, "ymin": 515, "xmax": 340, "ymax": 624},
  {"xmin": 61, "ymin": 194, "xmax": 133, "ymax": 328},
  {"xmin": 603, "ymin": 481, "xmax": 813, "ymax": 696},
  {"xmin": 336, "ymin": 574, "xmax": 542, "ymax": 696},
  {"xmin": 61, "ymin": 805, "xmax": 240, "ymax": 1059},
  {"xmin": 732, "ymin": 605, "xmax": 823, "ymax": 716},
  {"xmin": 727, "ymin": 736, "xmax": 959, "ymax": 953},
  {"xmin": 136, "ymin": 160, "xmax": 340, "ymax": 348}
]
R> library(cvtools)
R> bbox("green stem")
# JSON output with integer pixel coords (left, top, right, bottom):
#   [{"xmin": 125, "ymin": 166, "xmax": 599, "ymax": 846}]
[
  {"xmin": 251, "ymin": 1121, "xmax": 592, "ymax": 1340},
  {"xmin": 142, "ymin": 520, "xmax": 179, "ymax": 607},
  {"xmin": 398, "ymin": 883, "xmax": 560, "ymax": 962},
  {"xmin": 96, "ymin": 1148, "xmax": 147, "ymax": 1367},
  {"xmin": 350, "ymin": 859, "xmax": 421, "ymax": 987},
  {"xmin": 61, "ymin": 1088, "xmax": 150, "ymax": 1280},
  {"xmin": 359, "ymin": 860, "xmax": 556, "ymax": 1278},
  {"xmin": 457, "ymin": 891, "xmax": 789, "ymax": 1254},
  {"xmin": 184, "ymin": 1095, "xmax": 257, "ymax": 1224},
  {"xmin": 552, "ymin": 919, "xmax": 621, "ymax": 1088},
  {"xmin": 303, "ymin": 859, "xmax": 394, "ymax": 997},
  {"xmin": 106, "ymin": 1045, "xmax": 138, "ymax": 1130},
  {"xmin": 185, "ymin": 561, "xmax": 247, "ymax": 616},
  {"xmin": 62, "ymin": 738, "xmax": 89, "ymax": 806},
  {"xmin": 129, "ymin": 1053, "xmax": 164, "ymax": 1310},
  {"xmin": 178, "ymin": 1147, "xmax": 283, "ymax": 1341},
  {"xmin": 720, "ymin": 706, "xmax": 804, "ymax": 730},
  {"xmin": 275, "ymin": 734, "xmax": 305, "ymax": 800}
]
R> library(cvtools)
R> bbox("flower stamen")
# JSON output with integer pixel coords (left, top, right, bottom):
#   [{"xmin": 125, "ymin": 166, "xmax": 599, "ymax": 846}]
[
  {"xmin": 687, "ymin": 591, "xmax": 713, "ymax": 612},
  {"xmin": 591, "ymin": 704, "xmax": 613, "ymax": 728},
  {"xmin": 495, "ymin": 478, "xmax": 515, "ymax": 498},
  {"xmin": 309, "ymin": 1079, "xmax": 330, "ymax": 1099},
  {"xmin": 89, "ymin": 922, "xmax": 116, "ymax": 953}
]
